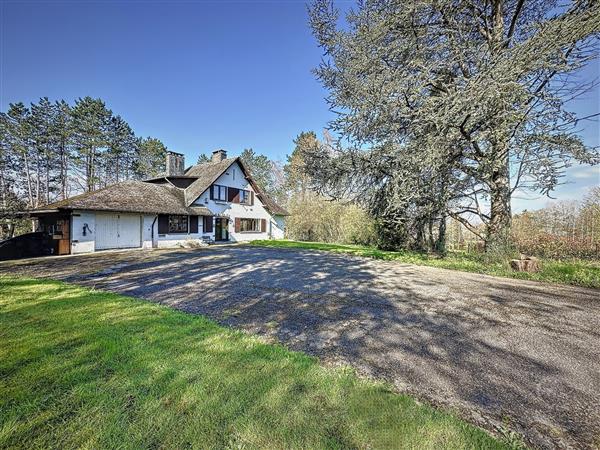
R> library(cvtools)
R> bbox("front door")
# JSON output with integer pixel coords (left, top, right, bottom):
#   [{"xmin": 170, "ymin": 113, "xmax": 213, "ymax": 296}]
[
  {"xmin": 56, "ymin": 218, "xmax": 71, "ymax": 255},
  {"xmin": 215, "ymin": 218, "xmax": 229, "ymax": 241}
]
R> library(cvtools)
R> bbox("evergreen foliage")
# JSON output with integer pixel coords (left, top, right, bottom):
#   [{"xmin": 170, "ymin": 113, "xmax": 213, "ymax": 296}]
[
  {"xmin": 306, "ymin": 0, "xmax": 600, "ymax": 252},
  {"xmin": 0, "ymin": 97, "xmax": 167, "ymax": 238}
]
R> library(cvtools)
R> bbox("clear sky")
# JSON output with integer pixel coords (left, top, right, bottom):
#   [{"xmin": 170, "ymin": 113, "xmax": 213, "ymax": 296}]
[{"xmin": 1, "ymin": 0, "xmax": 598, "ymax": 212}]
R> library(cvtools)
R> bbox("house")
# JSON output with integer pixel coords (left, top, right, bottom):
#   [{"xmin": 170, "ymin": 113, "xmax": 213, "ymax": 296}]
[{"xmin": 27, "ymin": 150, "xmax": 289, "ymax": 255}]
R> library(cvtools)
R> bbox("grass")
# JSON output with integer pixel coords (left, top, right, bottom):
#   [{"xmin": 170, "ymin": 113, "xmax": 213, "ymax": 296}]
[
  {"xmin": 248, "ymin": 240, "xmax": 600, "ymax": 289},
  {"xmin": 0, "ymin": 277, "xmax": 511, "ymax": 450}
]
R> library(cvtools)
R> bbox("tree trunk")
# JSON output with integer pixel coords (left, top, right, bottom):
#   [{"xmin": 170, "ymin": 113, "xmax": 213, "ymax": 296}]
[
  {"xmin": 428, "ymin": 220, "xmax": 435, "ymax": 251},
  {"xmin": 34, "ymin": 149, "xmax": 41, "ymax": 208},
  {"xmin": 22, "ymin": 150, "xmax": 34, "ymax": 208},
  {"xmin": 486, "ymin": 149, "xmax": 511, "ymax": 251},
  {"xmin": 61, "ymin": 140, "xmax": 68, "ymax": 200},
  {"xmin": 435, "ymin": 216, "xmax": 447, "ymax": 254},
  {"xmin": 45, "ymin": 145, "xmax": 50, "ymax": 205}
]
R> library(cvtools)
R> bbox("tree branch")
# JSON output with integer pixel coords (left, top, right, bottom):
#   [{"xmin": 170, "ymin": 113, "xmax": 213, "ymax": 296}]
[
  {"xmin": 505, "ymin": 0, "xmax": 525, "ymax": 46},
  {"xmin": 449, "ymin": 212, "xmax": 486, "ymax": 240}
]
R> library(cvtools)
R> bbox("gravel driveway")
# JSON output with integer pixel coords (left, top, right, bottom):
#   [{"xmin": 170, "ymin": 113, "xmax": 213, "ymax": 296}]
[{"xmin": 1, "ymin": 245, "xmax": 598, "ymax": 449}]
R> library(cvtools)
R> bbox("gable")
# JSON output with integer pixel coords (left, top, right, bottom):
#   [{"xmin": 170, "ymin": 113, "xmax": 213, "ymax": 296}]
[
  {"xmin": 211, "ymin": 161, "xmax": 253, "ymax": 191},
  {"xmin": 183, "ymin": 157, "xmax": 289, "ymax": 216},
  {"xmin": 183, "ymin": 158, "xmax": 237, "ymax": 206}
]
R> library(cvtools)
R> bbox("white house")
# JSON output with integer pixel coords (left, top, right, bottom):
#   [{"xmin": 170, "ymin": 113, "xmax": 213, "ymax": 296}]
[{"xmin": 28, "ymin": 150, "xmax": 288, "ymax": 255}]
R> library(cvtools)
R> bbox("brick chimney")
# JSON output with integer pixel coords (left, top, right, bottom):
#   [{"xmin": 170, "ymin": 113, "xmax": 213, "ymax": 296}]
[
  {"xmin": 211, "ymin": 149, "xmax": 227, "ymax": 163},
  {"xmin": 166, "ymin": 151, "xmax": 185, "ymax": 176}
]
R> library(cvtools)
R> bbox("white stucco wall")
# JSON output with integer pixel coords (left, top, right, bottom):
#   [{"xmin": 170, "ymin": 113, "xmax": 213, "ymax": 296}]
[
  {"xmin": 192, "ymin": 161, "xmax": 285, "ymax": 242},
  {"xmin": 142, "ymin": 214, "xmax": 156, "ymax": 249},
  {"xmin": 71, "ymin": 212, "xmax": 208, "ymax": 254},
  {"xmin": 155, "ymin": 214, "xmax": 206, "ymax": 248},
  {"xmin": 156, "ymin": 234, "xmax": 204, "ymax": 248},
  {"xmin": 71, "ymin": 210, "xmax": 96, "ymax": 254},
  {"xmin": 271, "ymin": 215, "xmax": 286, "ymax": 239}
]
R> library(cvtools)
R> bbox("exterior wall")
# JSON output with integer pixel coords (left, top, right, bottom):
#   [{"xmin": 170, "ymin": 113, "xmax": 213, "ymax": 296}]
[
  {"xmin": 271, "ymin": 215, "xmax": 286, "ymax": 240},
  {"xmin": 142, "ymin": 214, "xmax": 155, "ymax": 249},
  {"xmin": 156, "ymin": 214, "xmax": 205, "ymax": 248},
  {"xmin": 71, "ymin": 211, "xmax": 208, "ymax": 254},
  {"xmin": 156, "ymin": 234, "xmax": 204, "ymax": 248},
  {"xmin": 70, "ymin": 210, "xmax": 96, "ymax": 254},
  {"xmin": 192, "ymin": 161, "xmax": 284, "ymax": 242}
]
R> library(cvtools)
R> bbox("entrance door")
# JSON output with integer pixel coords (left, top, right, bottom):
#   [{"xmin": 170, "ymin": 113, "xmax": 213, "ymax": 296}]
[
  {"xmin": 214, "ymin": 218, "xmax": 229, "ymax": 241},
  {"xmin": 56, "ymin": 218, "xmax": 71, "ymax": 255}
]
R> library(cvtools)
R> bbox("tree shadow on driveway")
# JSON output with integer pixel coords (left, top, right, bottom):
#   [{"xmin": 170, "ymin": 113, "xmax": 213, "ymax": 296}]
[{"xmin": 2, "ymin": 245, "xmax": 599, "ymax": 449}]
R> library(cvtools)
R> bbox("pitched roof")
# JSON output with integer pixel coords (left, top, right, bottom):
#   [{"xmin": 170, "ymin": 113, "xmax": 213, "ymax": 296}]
[
  {"xmin": 256, "ymin": 193, "xmax": 289, "ymax": 216},
  {"xmin": 184, "ymin": 158, "xmax": 236, "ymax": 206},
  {"xmin": 40, "ymin": 180, "xmax": 213, "ymax": 216},
  {"xmin": 32, "ymin": 156, "xmax": 289, "ymax": 217},
  {"xmin": 184, "ymin": 157, "xmax": 290, "ymax": 216}
]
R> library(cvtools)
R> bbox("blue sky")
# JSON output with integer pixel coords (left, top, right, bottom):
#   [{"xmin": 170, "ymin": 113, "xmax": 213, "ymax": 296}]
[{"xmin": 1, "ymin": 0, "xmax": 598, "ymax": 211}]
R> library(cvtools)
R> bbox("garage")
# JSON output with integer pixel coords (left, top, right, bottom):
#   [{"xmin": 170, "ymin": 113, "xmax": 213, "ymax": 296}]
[{"xmin": 95, "ymin": 213, "xmax": 142, "ymax": 250}]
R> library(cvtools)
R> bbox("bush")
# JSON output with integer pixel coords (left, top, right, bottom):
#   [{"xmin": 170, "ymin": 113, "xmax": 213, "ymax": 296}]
[
  {"xmin": 286, "ymin": 195, "xmax": 376, "ymax": 245},
  {"xmin": 514, "ymin": 232, "xmax": 600, "ymax": 260}
]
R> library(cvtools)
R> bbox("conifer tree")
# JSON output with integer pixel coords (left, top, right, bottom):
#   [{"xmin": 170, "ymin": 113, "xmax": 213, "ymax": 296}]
[
  {"xmin": 133, "ymin": 137, "xmax": 167, "ymax": 179},
  {"xmin": 308, "ymin": 0, "xmax": 600, "ymax": 251},
  {"xmin": 70, "ymin": 97, "xmax": 112, "ymax": 192}
]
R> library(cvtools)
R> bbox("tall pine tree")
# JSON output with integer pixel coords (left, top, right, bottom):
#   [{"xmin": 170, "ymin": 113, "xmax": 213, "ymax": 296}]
[{"xmin": 71, "ymin": 97, "xmax": 111, "ymax": 192}]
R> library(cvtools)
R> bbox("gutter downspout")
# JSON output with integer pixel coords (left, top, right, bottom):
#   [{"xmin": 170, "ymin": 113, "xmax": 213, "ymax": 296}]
[{"xmin": 151, "ymin": 215, "xmax": 158, "ymax": 248}]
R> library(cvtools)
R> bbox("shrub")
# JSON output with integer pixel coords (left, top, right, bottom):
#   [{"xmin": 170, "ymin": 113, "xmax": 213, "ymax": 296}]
[
  {"xmin": 513, "ymin": 232, "xmax": 600, "ymax": 260},
  {"xmin": 286, "ymin": 195, "xmax": 376, "ymax": 245}
]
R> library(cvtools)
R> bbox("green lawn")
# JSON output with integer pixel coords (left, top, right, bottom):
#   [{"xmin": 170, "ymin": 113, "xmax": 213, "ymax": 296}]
[
  {"xmin": 248, "ymin": 240, "xmax": 600, "ymax": 289},
  {"xmin": 0, "ymin": 277, "xmax": 510, "ymax": 449}
]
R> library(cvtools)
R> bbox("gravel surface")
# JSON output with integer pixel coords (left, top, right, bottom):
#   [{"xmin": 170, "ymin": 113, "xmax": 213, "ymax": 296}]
[{"xmin": 2, "ymin": 245, "xmax": 599, "ymax": 449}]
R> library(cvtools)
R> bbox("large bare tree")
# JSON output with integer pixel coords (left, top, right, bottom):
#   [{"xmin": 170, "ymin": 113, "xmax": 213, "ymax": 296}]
[{"xmin": 307, "ymin": 0, "xmax": 599, "ymax": 250}]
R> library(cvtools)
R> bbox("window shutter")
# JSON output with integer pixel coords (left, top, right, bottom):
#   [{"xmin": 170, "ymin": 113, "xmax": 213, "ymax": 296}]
[
  {"xmin": 190, "ymin": 215, "xmax": 198, "ymax": 233},
  {"xmin": 228, "ymin": 187, "xmax": 239, "ymax": 203},
  {"xmin": 261, "ymin": 219, "xmax": 266, "ymax": 233},
  {"xmin": 210, "ymin": 185, "xmax": 214, "ymax": 200},
  {"xmin": 235, "ymin": 217, "xmax": 241, "ymax": 232},
  {"xmin": 158, "ymin": 215, "xmax": 169, "ymax": 234},
  {"xmin": 250, "ymin": 191, "xmax": 254, "ymax": 206},
  {"xmin": 203, "ymin": 216, "xmax": 213, "ymax": 233}
]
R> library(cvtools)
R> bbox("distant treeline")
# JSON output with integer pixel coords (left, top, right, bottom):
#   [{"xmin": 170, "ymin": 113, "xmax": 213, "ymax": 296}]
[{"xmin": 0, "ymin": 97, "xmax": 167, "ymax": 213}]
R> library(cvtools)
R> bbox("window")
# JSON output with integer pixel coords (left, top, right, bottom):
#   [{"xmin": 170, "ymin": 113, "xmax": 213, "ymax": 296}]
[
  {"xmin": 213, "ymin": 184, "xmax": 227, "ymax": 201},
  {"xmin": 203, "ymin": 216, "xmax": 213, "ymax": 233},
  {"xmin": 239, "ymin": 189, "xmax": 250, "ymax": 204},
  {"xmin": 169, "ymin": 215, "xmax": 188, "ymax": 233},
  {"xmin": 240, "ymin": 218, "xmax": 260, "ymax": 232}
]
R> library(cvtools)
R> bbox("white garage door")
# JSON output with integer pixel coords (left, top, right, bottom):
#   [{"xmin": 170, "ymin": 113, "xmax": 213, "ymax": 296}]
[{"xmin": 95, "ymin": 213, "xmax": 141, "ymax": 250}]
